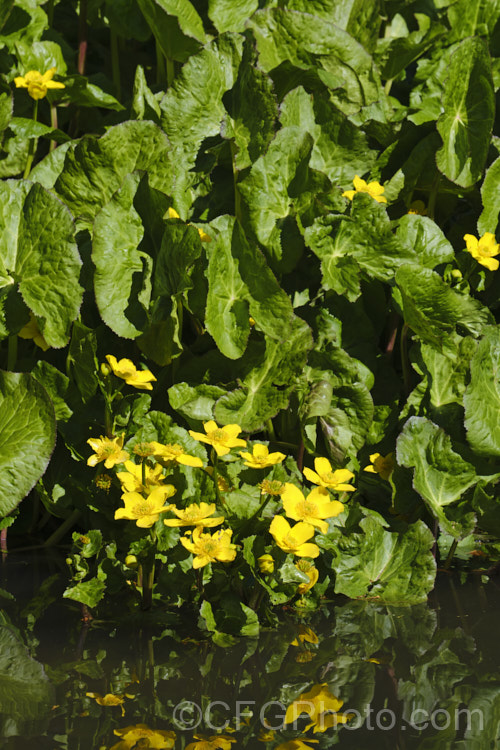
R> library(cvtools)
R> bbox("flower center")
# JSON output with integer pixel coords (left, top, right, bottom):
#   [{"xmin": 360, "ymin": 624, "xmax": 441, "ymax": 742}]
[
  {"xmin": 208, "ymin": 429, "xmax": 227, "ymax": 442},
  {"xmin": 133, "ymin": 442, "xmax": 155, "ymax": 457},
  {"xmin": 298, "ymin": 500, "xmax": 318, "ymax": 517},
  {"xmin": 132, "ymin": 502, "xmax": 153, "ymax": 517}
]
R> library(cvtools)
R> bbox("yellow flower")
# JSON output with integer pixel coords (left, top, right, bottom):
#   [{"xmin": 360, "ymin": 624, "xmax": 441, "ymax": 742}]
[
  {"xmin": 290, "ymin": 624, "xmax": 319, "ymax": 646},
  {"xmin": 259, "ymin": 479, "xmax": 285, "ymax": 496},
  {"xmin": 303, "ymin": 458, "xmax": 355, "ymax": 492},
  {"xmin": 14, "ymin": 67, "xmax": 65, "ymax": 100},
  {"xmin": 151, "ymin": 441, "xmax": 204, "ymax": 467},
  {"xmin": 284, "ymin": 684, "xmax": 346, "ymax": 727},
  {"xmin": 86, "ymin": 692, "xmax": 126, "ymax": 717},
  {"xmin": 364, "ymin": 452, "xmax": 394, "ymax": 481},
  {"xmin": 166, "ymin": 207, "xmax": 212, "ymax": 242},
  {"xmin": 275, "ymin": 739, "xmax": 319, "ymax": 750},
  {"xmin": 185, "ymin": 734, "xmax": 236, "ymax": 750},
  {"xmin": 105, "ymin": 355, "xmax": 156, "ymax": 390},
  {"xmin": 342, "ymin": 175, "xmax": 387, "ymax": 203},
  {"xmin": 164, "ymin": 502, "xmax": 224, "ymax": 528},
  {"xmin": 464, "ymin": 232, "xmax": 500, "ymax": 271},
  {"xmin": 281, "ymin": 484, "xmax": 344, "ymax": 534},
  {"xmin": 239, "ymin": 444, "xmax": 286, "ymax": 468},
  {"xmin": 258, "ymin": 728, "xmax": 275, "ymax": 741},
  {"xmin": 18, "ymin": 312, "xmax": 50, "ymax": 350},
  {"xmin": 180, "ymin": 526, "xmax": 237, "ymax": 568},
  {"xmin": 117, "ymin": 460, "xmax": 166, "ymax": 494},
  {"xmin": 111, "ymin": 724, "xmax": 176, "ymax": 750},
  {"xmin": 295, "ymin": 560, "xmax": 319, "ymax": 594},
  {"xmin": 269, "ymin": 516, "xmax": 319, "ymax": 558},
  {"xmin": 257, "ymin": 553, "xmax": 274, "ymax": 574},
  {"xmin": 87, "ymin": 434, "xmax": 129, "ymax": 469},
  {"xmin": 408, "ymin": 199, "xmax": 427, "ymax": 215},
  {"xmin": 189, "ymin": 420, "xmax": 246, "ymax": 457},
  {"xmin": 114, "ymin": 486, "xmax": 176, "ymax": 528}
]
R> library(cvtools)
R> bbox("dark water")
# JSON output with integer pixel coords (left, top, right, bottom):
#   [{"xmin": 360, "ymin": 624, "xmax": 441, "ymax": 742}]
[{"xmin": 1, "ymin": 551, "xmax": 499, "ymax": 749}]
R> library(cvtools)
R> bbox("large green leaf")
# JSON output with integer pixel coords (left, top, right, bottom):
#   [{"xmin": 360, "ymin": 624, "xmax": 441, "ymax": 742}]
[
  {"xmin": 0, "ymin": 180, "xmax": 82, "ymax": 347},
  {"xmin": 247, "ymin": 8, "xmax": 386, "ymax": 118},
  {"xmin": 54, "ymin": 120, "xmax": 174, "ymax": 226},
  {"xmin": 395, "ymin": 265, "xmax": 492, "ymax": 350},
  {"xmin": 464, "ymin": 326, "xmax": 500, "ymax": 456},
  {"xmin": 420, "ymin": 335, "xmax": 477, "ymax": 409},
  {"xmin": 327, "ymin": 515, "xmax": 436, "ymax": 604},
  {"xmin": 160, "ymin": 35, "xmax": 242, "ymax": 211},
  {"xmin": 478, "ymin": 156, "xmax": 500, "ymax": 236},
  {"xmin": 205, "ymin": 215, "xmax": 294, "ymax": 359},
  {"xmin": 436, "ymin": 37, "xmax": 494, "ymax": 188},
  {"xmin": 285, "ymin": 0, "xmax": 381, "ymax": 51},
  {"xmin": 0, "ymin": 623, "xmax": 54, "ymax": 725},
  {"xmin": 397, "ymin": 417, "xmax": 482, "ymax": 537},
  {"xmin": 208, "ymin": 0, "xmax": 258, "ymax": 33},
  {"xmin": 395, "ymin": 214, "xmax": 455, "ymax": 269},
  {"xmin": 0, "ymin": 371, "xmax": 55, "ymax": 517},
  {"xmin": 137, "ymin": 0, "xmax": 205, "ymax": 62},
  {"xmin": 447, "ymin": 0, "xmax": 500, "ymax": 41}
]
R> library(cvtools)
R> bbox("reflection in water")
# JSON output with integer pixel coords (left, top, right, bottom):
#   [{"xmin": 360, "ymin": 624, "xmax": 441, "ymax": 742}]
[{"xmin": 1, "ymin": 553, "xmax": 500, "ymax": 749}]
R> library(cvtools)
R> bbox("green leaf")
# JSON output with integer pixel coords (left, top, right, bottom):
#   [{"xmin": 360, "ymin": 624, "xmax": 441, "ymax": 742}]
[
  {"xmin": 104, "ymin": 0, "xmax": 151, "ymax": 41},
  {"xmin": 205, "ymin": 216, "xmax": 294, "ymax": 358},
  {"xmin": 169, "ymin": 383, "xmax": 227, "ymax": 423},
  {"xmin": 0, "ymin": 624, "xmax": 54, "ymax": 723},
  {"xmin": 8, "ymin": 116, "xmax": 70, "ymax": 143},
  {"xmin": 436, "ymin": 37, "xmax": 494, "ymax": 188},
  {"xmin": 54, "ymin": 120, "xmax": 174, "ymax": 226},
  {"xmin": 395, "ymin": 265, "xmax": 492, "ymax": 350},
  {"xmin": 67, "ymin": 321, "xmax": 98, "ymax": 403},
  {"xmin": 137, "ymin": 0, "xmax": 206, "ymax": 63},
  {"xmin": 208, "ymin": 0, "xmax": 258, "ymax": 33},
  {"xmin": 131, "ymin": 65, "xmax": 161, "ymax": 122},
  {"xmin": 284, "ymin": 0, "xmax": 381, "ymax": 51},
  {"xmin": 214, "ymin": 317, "xmax": 313, "ymax": 432},
  {"xmin": 31, "ymin": 361, "xmax": 72, "ymax": 422},
  {"xmin": 61, "ymin": 76, "xmax": 124, "ymax": 110},
  {"xmin": 0, "ymin": 180, "xmax": 82, "ymax": 347},
  {"xmin": 464, "ymin": 326, "xmax": 500, "ymax": 456},
  {"xmin": 92, "ymin": 172, "xmax": 151, "ymax": 339},
  {"xmin": 447, "ymin": 0, "xmax": 500, "ymax": 41},
  {"xmin": 478, "ymin": 156, "xmax": 500, "ymax": 236},
  {"xmin": 395, "ymin": 214, "xmax": 455, "ymax": 269},
  {"xmin": 329, "ymin": 516, "xmax": 436, "ymax": 604},
  {"xmin": 0, "ymin": 371, "xmax": 55, "ymax": 517},
  {"xmin": 159, "ymin": 35, "xmax": 242, "ymax": 212},
  {"xmin": 63, "ymin": 578, "xmax": 106, "ymax": 608},
  {"xmin": 420, "ymin": 335, "xmax": 476, "ymax": 408},
  {"xmin": 397, "ymin": 416, "xmax": 481, "ymax": 537}
]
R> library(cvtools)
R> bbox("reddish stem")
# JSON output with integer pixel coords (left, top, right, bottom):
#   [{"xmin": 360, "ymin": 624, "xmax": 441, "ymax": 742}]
[{"xmin": 78, "ymin": 0, "xmax": 88, "ymax": 76}]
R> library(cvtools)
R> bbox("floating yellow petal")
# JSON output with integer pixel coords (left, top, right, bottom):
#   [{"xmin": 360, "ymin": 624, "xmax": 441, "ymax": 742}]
[
  {"xmin": 105, "ymin": 354, "xmax": 156, "ymax": 390},
  {"xmin": 464, "ymin": 232, "xmax": 500, "ymax": 271},
  {"xmin": 342, "ymin": 175, "xmax": 387, "ymax": 203},
  {"xmin": 14, "ymin": 67, "xmax": 65, "ymax": 100},
  {"xmin": 189, "ymin": 420, "xmax": 246, "ymax": 457},
  {"xmin": 239, "ymin": 443, "xmax": 286, "ymax": 468}
]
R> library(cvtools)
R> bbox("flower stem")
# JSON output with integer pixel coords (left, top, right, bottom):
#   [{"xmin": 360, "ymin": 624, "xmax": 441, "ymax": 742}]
[
  {"xmin": 47, "ymin": 0, "xmax": 55, "ymax": 26},
  {"xmin": 78, "ymin": 0, "xmax": 88, "ymax": 76},
  {"xmin": 23, "ymin": 100, "xmax": 38, "ymax": 179},
  {"xmin": 155, "ymin": 39, "xmax": 166, "ymax": 86},
  {"xmin": 211, "ymin": 449, "xmax": 223, "ymax": 507},
  {"xmin": 49, "ymin": 103, "xmax": 57, "ymax": 152},
  {"xmin": 267, "ymin": 419, "xmax": 276, "ymax": 442},
  {"xmin": 142, "ymin": 458, "xmax": 147, "ymax": 489}
]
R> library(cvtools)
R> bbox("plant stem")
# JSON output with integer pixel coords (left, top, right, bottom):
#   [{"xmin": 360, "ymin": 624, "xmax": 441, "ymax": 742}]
[
  {"xmin": 43, "ymin": 509, "xmax": 81, "ymax": 547},
  {"xmin": 166, "ymin": 56, "xmax": 175, "ymax": 87},
  {"xmin": 211, "ymin": 449, "xmax": 223, "ymax": 507},
  {"xmin": 427, "ymin": 174, "xmax": 440, "ymax": 221},
  {"xmin": 400, "ymin": 323, "xmax": 411, "ymax": 395},
  {"xmin": 49, "ymin": 103, "xmax": 58, "ymax": 152},
  {"xmin": 47, "ymin": 0, "xmax": 55, "ymax": 26},
  {"xmin": 384, "ymin": 78, "xmax": 393, "ymax": 96},
  {"xmin": 444, "ymin": 538, "xmax": 458, "ymax": 570},
  {"xmin": 7, "ymin": 335, "xmax": 17, "ymax": 371},
  {"xmin": 155, "ymin": 39, "xmax": 166, "ymax": 86},
  {"xmin": 141, "ymin": 561, "xmax": 155, "ymax": 610},
  {"xmin": 110, "ymin": 29, "xmax": 121, "ymax": 101},
  {"xmin": 230, "ymin": 140, "xmax": 241, "ymax": 223},
  {"xmin": 266, "ymin": 419, "xmax": 276, "ymax": 442},
  {"xmin": 142, "ymin": 458, "xmax": 147, "ymax": 488},
  {"xmin": 78, "ymin": 0, "xmax": 88, "ymax": 76},
  {"xmin": 384, "ymin": 311, "xmax": 399, "ymax": 361},
  {"xmin": 234, "ymin": 494, "xmax": 272, "ymax": 542},
  {"xmin": 297, "ymin": 440, "xmax": 305, "ymax": 472},
  {"xmin": 23, "ymin": 100, "xmax": 38, "ymax": 179},
  {"xmin": 0, "ymin": 528, "xmax": 7, "ymax": 559}
]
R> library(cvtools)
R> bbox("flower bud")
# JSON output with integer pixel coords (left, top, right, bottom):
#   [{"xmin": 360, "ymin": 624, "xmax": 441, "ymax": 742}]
[
  {"xmin": 257, "ymin": 553, "xmax": 274, "ymax": 575},
  {"xmin": 125, "ymin": 554, "xmax": 138, "ymax": 568},
  {"xmin": 100, "ymin": 362, "xmax": 111, "ymax": 377}
]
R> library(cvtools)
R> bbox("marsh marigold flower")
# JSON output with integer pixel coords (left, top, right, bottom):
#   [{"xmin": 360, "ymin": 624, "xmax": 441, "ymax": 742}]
[
  {"xmin": 295, "ymin": 560, "xmax": 319, "ymax": 595},
  {"xmin": 164, "ymin": 502, "xmax": 224, "ymax": 528},
  {"xmin": 14, "ymin": 67, "xmax": 65, "ymax": 100},
  {"xmin": 166, "ymin": 206, "xmax": 212, "ymax": 242},
  {"xmin": 275, "ymin": 739, "xmax": 319, "ymax": 750},
  {"xmin": 185, "ymin": 734, "xmax": 236, "ymax": 750},
  {"xmin": 87, "ymin": 434, "xmax": 129, "ymax": 469},
  {"xmin": 464, "ymin": 232, "xmax": 500, "ymax": 271},
  {"xmin": 117, "ymin": 460, "xmax": 166, "ymax": 494},
  {"xmin": 18, "ymin": 312, "xmax": 49, "ymax": 350},
  {"xmin": 152, "ymin": 441, "xmax": 204, "ymax": 467},
  {"xmin": 269, "ymin": 516, "xmax": 319, "ymax": 558},
  {"xmin": 86, "ymin": 692, "xmax": 126, "ymax": 716},
  {"xmin": 180, "ymin": 527, "xmax": 237, "ymax": 568},
  {"xmin": 189, "ymin": 420, "xmax": 246, "ymax": 457},
  {"xmin": 281, "ymin": 483, "xmax": 344, "ymax": 533},
  {"xmin": 342, "ymin": 175, "xmax": 387, "ymax": 203},
  {"xmin": 239, "ymin": 443, "xmax": 286, "ymax": 468},
  {"xmin": 257, "ymin": 553, "xmax": 274, "ymax": 574},
  {"xmin": 105, "ymin": 355, "xmax": 156, "ymax": 390},
  {"xmin": 303, "ymin": 458, "xmax": 355, "ymax": 492},
  {"xmin": 364, "ymin": 452, "xmax": 394, "ymax": 481},
  {"xmin": 284, "ymin": 684, "xmax": 348, "ymax": 728},
  {"xmin": 111, "ymin": 724, "xmax": 176, "ymax": 750},
  {"xmin": 114, "ymin": 486, "xmax": 175, "ymax": 528},
  {"xmin": 408, "ymin": 199, "xmax": 427, "ymax": 215}
]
